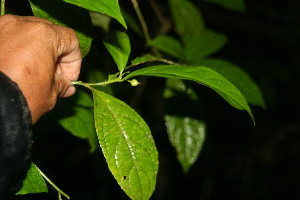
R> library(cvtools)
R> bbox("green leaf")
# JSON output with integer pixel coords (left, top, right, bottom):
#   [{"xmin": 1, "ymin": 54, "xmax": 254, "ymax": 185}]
[
  {"xmin": 89, "ymin": 11, "xmax": 112, "ymax": 32},
  {"xmin": 121, "ymin": 8, "xmax": 143, "ymax": 37},
  {"xmin": 169, "ymin": 0, "xmax": 205, "ymax": 43},
  {"xmin": 63, "ymin": 0, "xmax": 126, "ymax": 29},
  {"xmin": 204, "ymin": 0, "xmax": 247, "ymax": 13},
  {"xmin": 185, "ymin": 30, "xmax": 227, "ymax": 62},
  {"xmin": 148, "ymin": 36, "xmax": 184, "ymax": 59},
  {"xmin": 193, "ymin": 59, "xmax": 266, "ymax": 109},
  {"xmin": 165, "ymin": 115, "xmax": 206, "ymax": 173},
  {"xmin": 55, "ymin": 89, "xmax": 98, "ymax": 152},
  {"xmin": 28, "ymin": 0, "xmax": 93, "ymax": 57},
  {"xmin": 16, "ymin": 163, "xmax": 48, "ymax": 195},
  {"xmin": 103, "ymin": 31, "xmax": 131, "ymax": 73},
  {"xmin": 125, "ymin": 65, "xmax": 255, "ymax": 123},
  {"xmin": 130, "ymin": 54, "xmax": 159, "ymax": 66},
  {"xmin": 92, "ymin": 89, "xmax": 158, "ymax": 200}
]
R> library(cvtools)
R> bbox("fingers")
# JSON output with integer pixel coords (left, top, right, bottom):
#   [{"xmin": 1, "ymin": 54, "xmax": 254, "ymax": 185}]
[
  {"xmin": 0, "ymin": 14, "xmax": 82, "ymax": 123},
  {"xmin": 54, "ymin": 73, "xmax": 76, "ymax": 98},
  {"xmin": 1, "ymin": 14, "xmax": 82, "ymax": 82},
  {"xmin": 52, "ymin": 25, "xmax": 82, "ymax": 81}
]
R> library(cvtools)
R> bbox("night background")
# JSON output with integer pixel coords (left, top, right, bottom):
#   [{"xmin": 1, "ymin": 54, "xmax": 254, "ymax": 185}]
[{"xmin": 7, "ymin": 0, "xmax": 300, "ymax": 199}]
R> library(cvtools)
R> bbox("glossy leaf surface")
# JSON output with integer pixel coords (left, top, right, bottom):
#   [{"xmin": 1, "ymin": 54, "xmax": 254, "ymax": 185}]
[
  {"xmin": 63, "ymin": 0, "xmax": 126, "ymax": 28},
  {"xmin": 92, "ymin": 89, "xmax": 158, "ymax": 200},
  {"xmin": 126, "ymin": 65, "xmax": 254, "ymax": 123},
  {"xmin": 16, "ymin": 163, "xmax": 47, "ymax": 195},
  {"xmin": 29, "ymin": 0, "xmax": 93, "ymax": 57},
  {"xmin": 165, "ymin": 115, "xmax": 206, "ymax": 173},
  {"xmin": 103, "ymin": 31, "xmax": 131, "ymax": 73},
  {"xmin": 194, "ymin": 59, "xmax": 266, "ymax": 109}
]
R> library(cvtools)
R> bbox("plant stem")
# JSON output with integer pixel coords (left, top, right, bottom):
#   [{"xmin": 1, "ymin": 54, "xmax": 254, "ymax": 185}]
[
  {"xmin": 1, "ymin": 0, "xmax": 5, "ymax": 16},
  {"xmin": 130, "ymin": 0, "xmax": 151, "ymax": 43},
  {"xmin": 125, "ymin": 57, "xmax": 179, "ymax": 70},
  {"xmin": 36, "ymin": 166, "xmax": 70, "ymax": 199},
  {"xmin": 72, "ymin": 77, "xmax": 124, "ymax": 88}
]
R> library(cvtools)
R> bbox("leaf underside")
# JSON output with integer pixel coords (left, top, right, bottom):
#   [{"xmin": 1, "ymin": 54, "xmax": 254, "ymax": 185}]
[
  {"xmin": 63, "ymin": 0, "xmax": 127, "ymax": 28},
  {"xmin": 165, "ymin": 115, "xmax": 206, "ymax": 173}
]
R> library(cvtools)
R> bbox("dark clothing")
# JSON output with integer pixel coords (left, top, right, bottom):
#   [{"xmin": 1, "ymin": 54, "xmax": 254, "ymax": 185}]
[{"xmin": 0, "ymin": 72, "xmax": 32, "ymax": 199}]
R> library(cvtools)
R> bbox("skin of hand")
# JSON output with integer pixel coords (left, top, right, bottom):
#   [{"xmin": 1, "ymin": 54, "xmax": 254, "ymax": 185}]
[{"xmin": 0, "ymin": 14, "xmax": 82, "ymax": 124}]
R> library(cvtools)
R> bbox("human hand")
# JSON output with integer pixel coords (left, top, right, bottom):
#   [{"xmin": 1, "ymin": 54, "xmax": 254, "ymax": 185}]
[{"xmin": 0, "ymin": 14, "xmax": 82, "ymax": 124}]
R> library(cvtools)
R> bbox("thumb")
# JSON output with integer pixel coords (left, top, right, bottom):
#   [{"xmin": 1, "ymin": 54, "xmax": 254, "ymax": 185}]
[{"xmin": 54, "ymin": 73, "xmax": 76, "ymax": 98}]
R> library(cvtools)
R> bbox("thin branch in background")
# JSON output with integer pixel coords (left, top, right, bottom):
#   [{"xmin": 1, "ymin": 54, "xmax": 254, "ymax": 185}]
[
  {"xmin": 150, "ymin": 0, "xmax": 171, "ymax": 35},
  {"xmin": 1, "ymin": 0, "xmax": 5, "ymax": 16},
  {"xmin": 130, "ymin": 0, "xmax": 162, "ymax": 56},
  {"xmin": 130, "ymin": 0, "xmax": 151, "ymax": 43},
  {"xmin": 36, "ymin": 165, "xmax": 70, "ymax": 199}
]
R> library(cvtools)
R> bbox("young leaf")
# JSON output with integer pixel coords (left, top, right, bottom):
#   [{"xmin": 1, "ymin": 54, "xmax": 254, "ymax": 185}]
[
  {"xmin": 131, "ymin": 54, "xmax": 159, "ymax": 66},
  {"xmin": 28, "ymin": 0, "xmax": 93, "ymax": 57},
  {"xmin": 63, "ymin": 0, "xmax": 127, "ymax": 29},
  {"xmin": 168, "ymin": 0, "xmax": 205, "ymax": 43},
  {"xmin": 92, "ymin": 89, "xmax": 158, "ymax": 200},
  {"xmin": 184, "ymin": 30, "xmax": 227, "ymax": 62},
  {"xmin": 165, "ymin": 115, "xmax": 206, "ymax": 173},
  {"xmin": 148, "ymin": 36, "xmax": 184, "ymax": 59},
  {"xmin": 125, "ymin": 65, "xmax": 255, "ymax": 123},
  {"xmin": 204, "ymin": 0, "xmax": 247, "ymax": 13},
  {"xmin": 103, "ymin": 31, "xmax": 131, "ymax": 73},
  {"xmin": 55, "ymin": 89, "xmax": 98, "ymax": 152},
  {"xmin": 16, "ymin": 163, "xmax": 48, "ymax": 195},
  {"xmin": 193, "ymin": 59, "xmax": 266, "ymax": 109}
]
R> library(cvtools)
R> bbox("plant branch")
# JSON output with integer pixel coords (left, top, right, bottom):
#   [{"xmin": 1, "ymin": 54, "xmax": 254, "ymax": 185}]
[
  {"xmin": 130, "ymin": 0, "xmax": 151, "ymax": 43},
  {"xmin": 1, "ymin": 0, "xmax": 5, "ymax": 16},
  {"xmin": 36, "ymin": 165, "xmax": 70, "ymax": 199},
  {"xmin": 125, "ymin": 58, "xmax": 179, "ymax": 70},
  {"xmin": 72, "ymin": 75, "xmax": 125, "ymax": 88},
  {"xmin": 149, "ymin": 0, "xmax": 171, "ymax": 35}
]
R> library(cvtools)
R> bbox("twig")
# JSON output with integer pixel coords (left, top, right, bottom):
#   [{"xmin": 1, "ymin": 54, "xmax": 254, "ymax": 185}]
[
  {"xmin": 1, "ymin": 0, "xmax": 5, "ymax": 16},
  {"xmin": 36, "ymin": 165, "xmax": 70, "ymax": 199},
  {"xmin": 130, "ymin": 0, "xmax": 151, "ymax": 43}
]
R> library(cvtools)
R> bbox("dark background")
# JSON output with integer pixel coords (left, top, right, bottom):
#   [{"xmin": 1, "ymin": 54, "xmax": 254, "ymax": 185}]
[{"xmin": 8, "ymin": 0, "xmax": 300, "ymax": 199}]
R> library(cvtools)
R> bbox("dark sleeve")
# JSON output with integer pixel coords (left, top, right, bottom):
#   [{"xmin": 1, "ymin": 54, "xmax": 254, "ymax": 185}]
[{"xmin": 0, "ymin": 71, "xmax": 32, "ymax": 199}]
